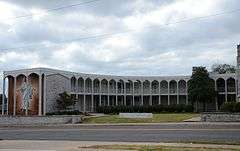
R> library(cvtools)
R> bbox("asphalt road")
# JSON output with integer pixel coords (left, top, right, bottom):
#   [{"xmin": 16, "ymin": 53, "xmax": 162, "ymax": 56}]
[{"xmin": 0, "ymin": 123, "xmax": 240, "ymax": 143}]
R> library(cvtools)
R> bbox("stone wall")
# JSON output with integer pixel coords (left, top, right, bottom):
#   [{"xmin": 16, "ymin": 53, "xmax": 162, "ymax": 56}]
[
  {"xmin": 46, "ymin": 74, "xmax": 70, "ymax": 113},
  {"xmin": 201, "ymin": 112, "xmax": 240, "ymax": 122},
  {"xmin": 0, "ymin": 115, "xmax": 82, "ymax": 125}
]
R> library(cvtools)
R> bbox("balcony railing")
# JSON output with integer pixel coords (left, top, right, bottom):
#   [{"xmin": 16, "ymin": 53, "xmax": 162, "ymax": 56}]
[
  {"xmin": 217, "ymin": 87, "xmax": 225, "ymax": 92},
  {"xmin": 227, "ymin": 87, "xmax": 236, "ymax": 92}
]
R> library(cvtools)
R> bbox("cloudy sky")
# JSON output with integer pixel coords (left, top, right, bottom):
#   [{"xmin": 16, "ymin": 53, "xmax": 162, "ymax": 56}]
[{"xmin": 0, "ymin": 0, "xmax": 240, "ymax": 92}]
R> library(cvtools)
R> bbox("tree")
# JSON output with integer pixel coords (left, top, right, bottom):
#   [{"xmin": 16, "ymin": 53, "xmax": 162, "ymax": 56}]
[
  {"xmin": 188, "ymin": 67, "xmax": 216, "ymax": 112},
  {"xmin": 211, "ymin": 64, "xmax": 236, "ymax": 74},
  {"xmin": 56, "ymin": 91, "xmax": 75, "ymax": 110}
]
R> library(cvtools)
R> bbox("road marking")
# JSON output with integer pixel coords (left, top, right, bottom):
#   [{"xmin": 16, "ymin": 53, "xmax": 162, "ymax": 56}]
[{"xmin": 0, "ymin": 128, "xmax": 239, "ymax": 132}]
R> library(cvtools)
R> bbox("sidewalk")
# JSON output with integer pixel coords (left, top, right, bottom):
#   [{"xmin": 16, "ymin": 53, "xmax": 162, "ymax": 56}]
[{"xmin": 0, "ymin": 140, "xmax": 240, "ymax": 151}]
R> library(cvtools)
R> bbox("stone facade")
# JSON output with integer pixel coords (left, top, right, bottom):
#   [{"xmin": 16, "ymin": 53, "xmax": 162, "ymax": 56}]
[
  {"xmin": 46, "ymin": 74, "xmax": 70, "ymax": 113},
  {"xmin": 0, "ymin": 115, "xmax": 82, "ymax": 125},
  {"xmin": 201, "ymin": 112, "xmax": 240, "ymax": 122}
]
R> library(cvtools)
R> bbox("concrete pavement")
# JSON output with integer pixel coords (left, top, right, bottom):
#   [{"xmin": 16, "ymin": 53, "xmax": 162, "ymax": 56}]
[
  {"xmin": 0, "ymin": 122, "xmax": 240, "ymax": 143},
  {"xmin": 0, "ymin": 140, "xmax": 240, "ymax": 151}
]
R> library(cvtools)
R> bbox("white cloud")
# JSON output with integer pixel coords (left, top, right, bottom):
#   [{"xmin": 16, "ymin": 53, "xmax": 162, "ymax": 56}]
[{"xmin": 0, "ymin": 0, "xmax": 239, "ymax": 93}]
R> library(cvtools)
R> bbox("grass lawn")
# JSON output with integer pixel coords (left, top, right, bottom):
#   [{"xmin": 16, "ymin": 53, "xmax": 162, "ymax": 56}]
[
  {"xmin": 83, "ymin": 113, "xmax": 199, "ymax": 123},
  {"xmin": 81, "ymin": 145, "xmax": 240, "ymax": 151}
]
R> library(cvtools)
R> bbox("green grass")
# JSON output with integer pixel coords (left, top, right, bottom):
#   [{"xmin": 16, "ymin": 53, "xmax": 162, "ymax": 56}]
[
  {"xmin": 83, "ymin": 113, "xmax": 199, "ymax": 124},
  {"xmin": 81, "ymin": 145, "xmax": 240, "ymax": 151}
]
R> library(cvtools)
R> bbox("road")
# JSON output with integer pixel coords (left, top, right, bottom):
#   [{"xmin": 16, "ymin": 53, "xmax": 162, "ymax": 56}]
[{"xmin": 0, "ymin": 123, "xmax": 240, "ymax": 143}]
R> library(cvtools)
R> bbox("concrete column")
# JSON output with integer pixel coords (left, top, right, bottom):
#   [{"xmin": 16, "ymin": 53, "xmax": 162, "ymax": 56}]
[
  {"xmin": 159, "ymin": 81, "xmax": 161, "ymax": 105},
  {"xmin": 214, "ymin": 80, "xmax": 218, "ymax": 111},
  {"xmin": 124, "ymin": 82, "xmax": 126, "ymax": 106},
  {"xmin": 91, "ymin": 81, "xmax": 94, "ymax": 112},
  {"xmin": 13, "ymin": 77, "xmax": 16, "ymax": 116},
  {"xmin": 2, "ymin": 77, "xmax": 5, "ymax": 115},
  {"xmin": 83, "ymin": 79, "xmax": 86, "ymax": 112},
  {"xmin": 150, "ymin": 82, "xmax": 152, "ymax": 106},
  {"xmin": 43, "ymin": 75, "xmax": 46, "ymax": 115},
  {"xmin": 99, "ymin": 81, "xmax": 102, "ymax": 106},
  {"xmin": 177, "ymin": 81, "xmax": 179, "ymax": 104},
  {"xmin": 38, "ymin": 75, "xmax": 42, "ymax": 116},
  {"xmin": 236, "ymin": 79, "xmax": 238, "ymax": 102},
  {"xmin": 107, "ymin": 81, "xmax": 110, "ymax": 106},
  {"xmin": 168, "ymin": 81, "xmax": 170, "ymax": 105},
  {"xmin": 186, "ymin": 81, "xmax": 189, "ymax": 105},
  {"xmin": 225, "ymin": 79, "xmax": 228, "ymax": 102},
  {"xmin": 132, "ymin": 82, "xmax": 135, "ymax": 106},
  {"xmin": 141, "ymin": 82, "xmax": 143, "ymax": 105},
  {"xmin": 116, "ymin": 81, "xmax": 118, "ymax": 106}
]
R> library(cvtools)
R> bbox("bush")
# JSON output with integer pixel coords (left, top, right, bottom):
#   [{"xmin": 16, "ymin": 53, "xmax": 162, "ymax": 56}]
[
  {"xmin": 46, "ymin": 110, "xmax": 83, "ymax": 115},
  {"xmin": 220, "ymin": 102, "xmax": 240, "ymax": 112},
  {"xmin": 96, "ymin": 105, "xmax": 194, "ymax": 114}
]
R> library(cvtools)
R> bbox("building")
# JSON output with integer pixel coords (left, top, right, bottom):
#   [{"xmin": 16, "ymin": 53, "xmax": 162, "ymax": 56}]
[{"xmin": 1, "ymin": 45, "xmax": 240, "ymax": 116}]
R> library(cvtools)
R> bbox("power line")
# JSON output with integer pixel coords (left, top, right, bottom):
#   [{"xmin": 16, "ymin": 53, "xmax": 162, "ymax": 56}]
[
  {"xmin": 2, "ymin": 0, "xmax": 103, "ymax": 21},
  {"xmin": 1, "ymin": 8, "xmax": 240, "ymax": 51}
]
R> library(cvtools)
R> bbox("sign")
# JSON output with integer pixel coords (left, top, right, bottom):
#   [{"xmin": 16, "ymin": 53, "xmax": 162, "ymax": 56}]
[{"xmin": 119, "ymin": 113, "xmax": 153, "ymax": 118}]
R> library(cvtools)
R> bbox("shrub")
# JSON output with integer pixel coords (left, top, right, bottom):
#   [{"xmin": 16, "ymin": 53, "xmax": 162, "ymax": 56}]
[
  {"xmin": 96, "ymin": 104, "xmax": 194, "ymax": 114},
  {"xmin": 220, "ymin": 102, "xmax": 240, "ymax": 113},
  {"xmin": 46, "ymin": 110, "xmax": 82, "ymax": 115}
]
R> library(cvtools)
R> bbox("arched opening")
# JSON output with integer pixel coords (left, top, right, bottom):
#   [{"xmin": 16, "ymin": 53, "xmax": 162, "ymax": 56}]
[
  {"xmin": 227, "ymin": 78, "xmax": 236, "ymax": 102},
  {"xmin": 15, "ymin": 74, "xmax": 27, "ymax": 115},
  {"xmin": 117, "ymin": 79, "xmax": 124, "ymax": 106},
  {"xmin": 85, "ymin": 78, "xmax": 92, "ymax": 93},
  {"xmin": 178, "ymin": 80, "xmax": 186, "ymax": 94},
  {"xmin": 78, "ymin": 77, "xmax": 84, "ymax": 93},
  {"xmin": 227, "ymin": 78, "xmax": 235, "ymax": 92},
  {"xmin": 109, "ymin": 79, "xmax": 117, "ymax": 106},
  {"xmin": 101, "ymin": 79, "xmax": 108, "ymax": 93},
  {"xmin": 70, "ymin": 77, "xmax": 77, "ymax": 92},
  {"xmin": 117, "ymin": 79, "xmax": 124, "ymax": 94},
  {"xmin": 134, "ymin": 80, "xmax": 141, "ymax": 95},
  {"xmin": 160, "ymin": 80, "xmax": 168, "ymax": 94},
  {"xmin": 109, "ymin": 79, "xmax": 116, "ymax": 94},
  {"xmin": 93, "ymin": 79, "xmax": 100, "ymax": 93},
  {"xmin": 151, "ymin": 80, "xmax": 159, "ymax": 94},
  {"xmin": 126, "ymin": 80, "xmax": 133, "ymax": 94},
  {"xmin": 134, "ymin": 80, "xmax": 141, "ymax": 105},
  {"xmin": 169, "ymin": 80, "xmax": 177, "ymax": 94},
  {"xmin": 5, "ymin": 75, "xmax": 14, "ymax": 115},
  {"xmin": 216, "ymin": 78, "xmax": 226, "ymax": 109},
  {"xmin": 27, "ymin": 73, "xmax": 39, "ymax": 115},
  {"xmin": 216, "ymin": 78, "xmax": 225, "ymax": 93},
  {"xmin": 143, "ymin": 80, "xmax": 150, "ymax": 94}
]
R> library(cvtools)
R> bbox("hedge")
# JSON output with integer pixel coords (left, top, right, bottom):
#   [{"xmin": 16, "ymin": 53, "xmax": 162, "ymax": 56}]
[
  {"xmin": 46, "ymin": 110, "xmax": 83, "ymax": 115},
  {"xmin": 96, "ymin": 105, "xmax": 194, "ymax": 114},
  {"xmin": 220, "ymin": 102, "xmax": 240, "ymax": 113}
]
